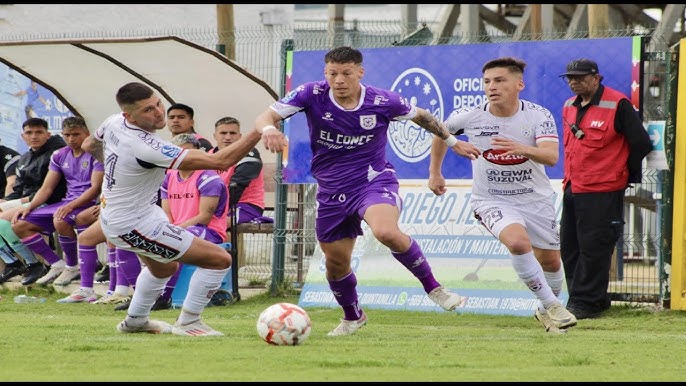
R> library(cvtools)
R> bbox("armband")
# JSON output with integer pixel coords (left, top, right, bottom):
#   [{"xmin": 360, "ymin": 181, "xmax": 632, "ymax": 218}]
[
  {"xmin": 260, "ymin": 125, "xmax": 278, "ymax": 134},
  {"xmin": 444, "ymin": 135, "xmax": 458, "ymax": 147}
]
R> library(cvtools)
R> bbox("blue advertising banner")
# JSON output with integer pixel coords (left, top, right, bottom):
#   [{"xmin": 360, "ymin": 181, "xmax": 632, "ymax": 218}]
[
  {"xmin": 299, "ymin": 181, "xmax": 567, "ymax": 317},
  {"xmin": 0, "ymin": 64, "xmax": 73, "ymax": 152},
  {"xmin": 283, "ymin": 37, "xmax": 637, "ymax": 183}
]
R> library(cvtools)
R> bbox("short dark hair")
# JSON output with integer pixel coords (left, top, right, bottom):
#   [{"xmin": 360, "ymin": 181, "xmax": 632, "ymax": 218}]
[
  {"xmin": 116, "ymin": 82, "xmax": 154, "ymax": 110},
  {"xmin": 214, "ymin": 116, "xmax": 240, "ymax": 127},
  {"xmin": 167, "ymin": 103, "xmax": 194, "ymax": 119},
  {"xmin": 324, "ymin": 46, "xmax": 363, "ymax": 65},
  {"xmin": 482, "ymin": 57, "xmax": 526, "ymax": 75},
  {"xmin": 62, "ymin": 116, "xmax": 88, "ymax": 131},
  {"xmin": 22, "ymin": 117, "xmax": 49, "ymax": 131}
]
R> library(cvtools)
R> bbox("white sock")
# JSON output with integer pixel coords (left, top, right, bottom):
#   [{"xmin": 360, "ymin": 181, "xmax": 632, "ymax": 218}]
[
  {"xmin": 538, "ymin": 267, "xmax": 565, "ymax": 312},
  {"xmin": 114, "ymin": 285, "xmax": 130, "ymax": 296},
  {"xmin": 176, "ymin": 266, "xmax": 229, "ymax": 325},
  {"xmin": 511, "ymin": 251, "xmax": 558, "ymax": 310},
  {"xmin": 125, "ymin": 267, "xmax": 171, "ymax": 326}
]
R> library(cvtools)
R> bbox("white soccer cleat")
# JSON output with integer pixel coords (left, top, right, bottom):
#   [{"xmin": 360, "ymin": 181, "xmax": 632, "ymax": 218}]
[
  {"xmin": 545, "ymin": 303, "xmax": 578, "ymax": 329},
  {"xmin": 327, "ymin": 312, "xmax": 367, "ymax": 337},
  {"xmin": 35, "ymin": 264, "xmax": 65, "ymax": 285},
  {"xmin": 428, "ymin": 286, "xmax": 463, "ymax": 311},
  {"xmin": 117, "ymin": 319, "xmax": 172, "ymax": 334},
  {"xmin": 172, "ymin": 320, "xmax": 224, "ymax": 337},
  {"xmin": 534, "ymin": 308, "xmax": 569, "ymax": 334},
  {"xmin": 53, "ymin": 266, "xmax": 81, "ymax": 286},
  {"xmin": 57, "ymin": 288, "xmax": 97, "ymax": 303}
]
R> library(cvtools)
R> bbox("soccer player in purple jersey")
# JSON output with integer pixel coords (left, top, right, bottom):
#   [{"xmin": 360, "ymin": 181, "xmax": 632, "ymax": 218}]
[
  {"xmin": 254, "ymin": 46, "xmax": 480, "ymax": 336},
  {"xmin": 11, "ymin": 116, "xmax": 104, "ymax": 287}
]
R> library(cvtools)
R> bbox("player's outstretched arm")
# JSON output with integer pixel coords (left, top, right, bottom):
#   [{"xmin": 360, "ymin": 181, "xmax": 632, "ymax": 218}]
[
  {"xmin": 254, "ymin": 109, "xmax": 288, "ymax": 154},
  {"xmin": 414, "ymin": 108, "xmax": 479, "ymax": 160}
]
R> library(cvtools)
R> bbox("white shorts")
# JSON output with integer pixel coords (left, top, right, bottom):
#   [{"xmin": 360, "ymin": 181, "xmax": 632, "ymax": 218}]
[
  {"xmin": 472, "ymin": 199, "xmax": 560, "ymax": 250},
  {"xmin": 102, "ymin": 210, "xmax": 195, "ymax": 263},
  {"xmin": 0, "ymin": 199, "xmax": 25, "ymax": 212}
]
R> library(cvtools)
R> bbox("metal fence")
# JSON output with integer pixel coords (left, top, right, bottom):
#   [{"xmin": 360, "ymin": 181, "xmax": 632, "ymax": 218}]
[{"xmin": 2, "ymin": 21, "xmax": 673, "ymax": 306}]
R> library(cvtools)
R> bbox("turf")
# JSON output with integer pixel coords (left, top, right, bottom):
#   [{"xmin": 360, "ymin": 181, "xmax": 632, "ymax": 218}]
[{"xmin": 0, "ymin": 287, "xmax": 683, "ymax": 382}]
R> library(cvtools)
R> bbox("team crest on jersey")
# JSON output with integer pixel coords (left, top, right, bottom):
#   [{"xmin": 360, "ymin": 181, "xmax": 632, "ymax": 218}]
[
  {"xmin": 161, "ymin": 145, "xmax": 182, "ymax": 158},
  {"xmin": 360, "ymin": 115, "xmax": 376, "ymax": 130},
  {"xmin": 81, "ymin": 160, "xmax": 89, "ymax": 169},
  {"xmin": 388, "ymin": 67, "xmax": 444, "ymax": 163}
]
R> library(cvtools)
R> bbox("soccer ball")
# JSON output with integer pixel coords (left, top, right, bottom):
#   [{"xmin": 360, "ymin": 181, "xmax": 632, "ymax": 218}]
[{"xmin": 256, "ymin": 302, "xmax": 312, "ymax": 346}]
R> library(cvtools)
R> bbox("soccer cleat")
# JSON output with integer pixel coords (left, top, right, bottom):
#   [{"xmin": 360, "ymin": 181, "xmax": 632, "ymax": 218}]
[
  {"xmin": 114, "ymin": 299, "xmax": 131, "ymax": 311},
  {"xmin": 35, "ymin": 264, "xmax": 65, "ymax": 285},
  {"xmin": 57, "ymin": 288, "xmax": 98, "ymax": 303},
  {"xmin": 327, "ymin": 312, "xmax": 367, "ymax": 337},
  {"xmin": 545, "ymin": 303, "xmax": 578, "ymax": 329},
  {"xmin": 93, "ymin": 293, "xmax": 131, "ymax": 305},
  {"xmin": 20, "ymin": 263, "xmax": 47, "ymax": 285},
  {"xmin": 53, "ymin": 266, "xmax": 81, "ymax": 286},
  {"xmin": 117, "ymin": 319, "xmax": 172, "ymax": 334},
  {"xmin": 534, "ymin": 309, "xmax": 568, "ymax": 334},
  {"xmin": 172, "ymin": 320, "xmax": 224, "ymax": 337},
  {"xmin": 151, "ymin": 297, "xmax": 172, "ymax": 311},
  {"xmin": 0, "ymin": 261, "xmax": 27, "ymax": 284},
  {"xmin": 94, "ymin": 265, "xmax": 110, "ymax": 284},
  {"xmin": 428, "ymin": 286, "xmax": 463, "ymax": 311}
]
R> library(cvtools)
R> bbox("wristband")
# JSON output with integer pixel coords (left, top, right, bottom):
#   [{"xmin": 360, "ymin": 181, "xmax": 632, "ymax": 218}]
[
  {"xmin": 444, "ymin": 135, "xmax": 458, "ymax": 147},
  {"xmin": 261, "ymin": 125, "xmax": 278, "ymax": 134}
]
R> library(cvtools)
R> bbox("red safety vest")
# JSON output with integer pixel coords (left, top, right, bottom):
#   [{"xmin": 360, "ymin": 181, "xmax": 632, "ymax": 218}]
[{"xmin": 562, "ymin": 87, "xmax": 631, "ymax": 193}]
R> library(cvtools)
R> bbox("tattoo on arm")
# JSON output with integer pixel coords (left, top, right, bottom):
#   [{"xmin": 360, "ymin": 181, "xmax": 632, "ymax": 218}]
[
  {"xmin": 89, "ymin": 140, "xmax": 104, "ymax": 163},
  {"xmin": 414, "ymin": 110, "xmax": 449, "ymax": 140}
]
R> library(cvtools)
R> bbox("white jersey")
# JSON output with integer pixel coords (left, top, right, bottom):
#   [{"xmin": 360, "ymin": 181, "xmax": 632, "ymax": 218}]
[
  {"xmin": 445, "ymin": 100, "xmax": 558, "ymax": 205},
  {"xmin": 94, "ymin": 113, "xmax": 189, "ymax": 235}
]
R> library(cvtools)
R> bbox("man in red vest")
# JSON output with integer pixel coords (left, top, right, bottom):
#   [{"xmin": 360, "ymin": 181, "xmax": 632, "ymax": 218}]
[{"xmin": 559, "ymin": 59, "xmax": 652, "ymax": 319}]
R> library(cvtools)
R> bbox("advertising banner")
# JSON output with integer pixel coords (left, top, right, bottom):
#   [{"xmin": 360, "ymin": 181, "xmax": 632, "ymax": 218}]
[{"xmin": 283, "ymin": 37, "xmax": 638, "ymax": 183}]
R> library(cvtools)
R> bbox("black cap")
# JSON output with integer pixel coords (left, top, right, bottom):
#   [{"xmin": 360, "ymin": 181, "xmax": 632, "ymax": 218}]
[{"xmin": 559, "ymin": 59, "xmax": 599, "ymax": 77}]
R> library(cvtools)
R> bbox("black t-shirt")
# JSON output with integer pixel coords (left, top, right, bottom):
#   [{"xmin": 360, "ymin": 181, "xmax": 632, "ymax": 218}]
[{"xmin": 0, "ymin": 145, "xmax": 21, "ymax": 199}]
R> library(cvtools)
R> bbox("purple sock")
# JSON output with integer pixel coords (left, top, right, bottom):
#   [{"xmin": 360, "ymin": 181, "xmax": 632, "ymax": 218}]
[
  {"xmin": 77, "ymin": 245, "xmax": 98, "ymax": 288},
  {"xmin": 107, "ymin": 246, "xmax": 117, "ymax": 292},
  {"xmin": 58, "ymin": 235, "xmax": 78, "ymax": 267},
  {"xmin": 159, "ymin": 264, "xmax": 182, "ymax": 301},
  {"xmin": 116, "ymin": 248, "xmax": 141, "ymax": 287},
  {"xmin": 392, "ymin": 238, "xmax": 440, "ymax": 293},
  {"xmin": 328, "ymin": 271, "xmax": 363, "ymax": 321},
  {"xmin": 23, "ymin": 234, "xmax": 61, "ymax": 265}
]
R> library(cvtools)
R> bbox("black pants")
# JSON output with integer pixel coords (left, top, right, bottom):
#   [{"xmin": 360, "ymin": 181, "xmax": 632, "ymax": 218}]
[{"xmin": 560, "ymin": 184, "xmax": 625, "ymax": 311}]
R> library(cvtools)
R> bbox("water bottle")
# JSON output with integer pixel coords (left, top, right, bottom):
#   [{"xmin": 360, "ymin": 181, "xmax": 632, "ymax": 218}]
[{"xmin": 14, "ymin": 295, "xmax": 47, "ymax": 303}]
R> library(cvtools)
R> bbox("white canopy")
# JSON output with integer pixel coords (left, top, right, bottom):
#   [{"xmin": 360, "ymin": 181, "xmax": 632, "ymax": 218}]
[{"xmin": 0, "ymin": 36, "xmax": 278, "ymax": 142}]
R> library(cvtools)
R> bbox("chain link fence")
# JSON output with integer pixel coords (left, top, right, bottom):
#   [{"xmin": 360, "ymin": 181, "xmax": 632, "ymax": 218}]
[{"xmin": 2, "ymin": 21, "xmax": 674, "ymax": 306}]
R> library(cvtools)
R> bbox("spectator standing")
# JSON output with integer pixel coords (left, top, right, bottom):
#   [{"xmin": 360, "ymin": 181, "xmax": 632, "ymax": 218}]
[{"xmin": 558, "ymin": 58, "xmax": 652, "ymax": 319}]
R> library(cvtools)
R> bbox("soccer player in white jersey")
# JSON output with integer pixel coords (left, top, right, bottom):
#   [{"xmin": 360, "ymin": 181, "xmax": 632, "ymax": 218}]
[
  {"xmin": 82, "ymin": 82, "xmax": 287, "ymax": 336},
  {"xmin": 428, "ymin": 57, "xmax": 577, "ymax": 334},
  {"xmin": 255, "ymin": 46, "xmax": 480, "ymax": 337}
]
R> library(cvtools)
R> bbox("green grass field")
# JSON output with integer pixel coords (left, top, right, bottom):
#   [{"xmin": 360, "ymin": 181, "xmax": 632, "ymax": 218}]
[{"xmin": 0, "ymin": 286, "xmax": 684, "ymax": 382}]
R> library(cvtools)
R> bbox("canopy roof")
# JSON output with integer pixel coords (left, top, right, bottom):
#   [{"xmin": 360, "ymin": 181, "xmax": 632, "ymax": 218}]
[{"xmin": 0, "ymin": 36, "xmax": 278, "ymax": 141}]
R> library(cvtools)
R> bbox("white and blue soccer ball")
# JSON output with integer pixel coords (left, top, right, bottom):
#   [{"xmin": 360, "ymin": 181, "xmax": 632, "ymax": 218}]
[{"xmin": 256, "ymin": 302, "xmax": 312, "ymax": 346}]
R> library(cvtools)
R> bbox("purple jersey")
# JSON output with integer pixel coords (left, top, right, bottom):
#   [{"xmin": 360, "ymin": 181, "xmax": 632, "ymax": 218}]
[
  {"xmin": 271, "ymin": 81, "xmax": 416, "ymax": 194},
  {"xmin": 48, "ymin": 147, "xmax": 103, "ymax": 201}
]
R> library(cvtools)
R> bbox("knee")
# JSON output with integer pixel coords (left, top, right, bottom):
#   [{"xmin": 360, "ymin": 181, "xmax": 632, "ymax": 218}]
[{"xmin": 371, "ymin": 227, "xmax": 401, "ymax": 247}]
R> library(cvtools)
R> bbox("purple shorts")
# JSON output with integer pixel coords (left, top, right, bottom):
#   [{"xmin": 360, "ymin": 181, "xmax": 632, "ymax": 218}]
[
  {"xmin": 232, "ymin": 203, "xmax": 264, "ymax": 225},
  {"xmin": 22, "ymin": 199, "xmax": 95, "ymax": 233},
  {"xmin": 185, "ymin": 224, "xmax": 225, "ymax": 244},
  {"xmin": 315, "ymin": 172, "xmax": 401, "ymax": 243}
]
